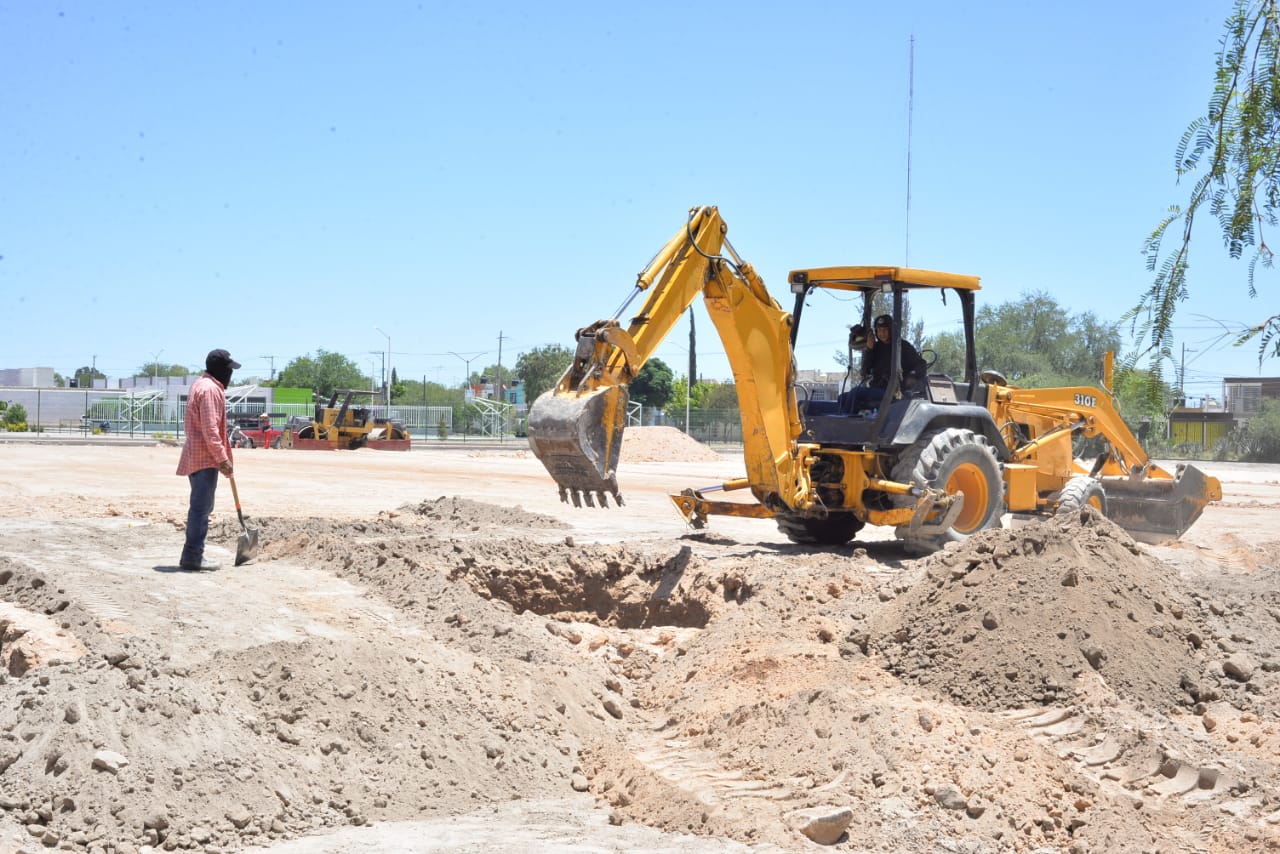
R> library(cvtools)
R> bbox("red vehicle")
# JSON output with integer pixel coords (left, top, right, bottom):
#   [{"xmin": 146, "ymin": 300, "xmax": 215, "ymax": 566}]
[{"xmin": 230, "ymin": 413, "xmax": 285, "ymax": 449}]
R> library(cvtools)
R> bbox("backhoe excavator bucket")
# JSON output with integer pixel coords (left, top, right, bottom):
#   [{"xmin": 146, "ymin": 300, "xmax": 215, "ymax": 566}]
[
  {"xmin": 527, "ymin": 385, "xmax": 629, "ymax": 508},
  {"xmin": 1102, "ymin": 464, "xmax": 1223, "ymax": 544}
]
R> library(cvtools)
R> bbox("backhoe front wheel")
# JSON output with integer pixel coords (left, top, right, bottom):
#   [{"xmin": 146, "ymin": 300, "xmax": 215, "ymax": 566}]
[
  {"xmin": 776, "ymin": 512, "xmax": 866, "ymax": 546},
  {"xmin": 891, "ymin": 428, "xmax": 1004, "ymax": 552},
  {"xmin": 1054, "ymin": 475, "xmax": 1107, "ymax": 516}
]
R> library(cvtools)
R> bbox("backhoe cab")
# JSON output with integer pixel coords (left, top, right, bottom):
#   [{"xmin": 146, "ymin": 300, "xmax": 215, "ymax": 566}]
[{"xmin": 527, "ymin": 206, "xmax": 1220, "ymax": 551}]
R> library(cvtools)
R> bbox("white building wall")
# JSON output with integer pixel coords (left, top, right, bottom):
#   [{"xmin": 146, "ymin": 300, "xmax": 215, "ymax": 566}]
[{"xmin": 0, "ymin": 367, "xmax": 56, "ymax": 387}]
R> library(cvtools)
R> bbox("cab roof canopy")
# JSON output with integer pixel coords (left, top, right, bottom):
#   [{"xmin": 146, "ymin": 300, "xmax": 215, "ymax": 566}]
[{"xmin": 788, "ymin": 265, "xmax": 981, "ymax": 294}]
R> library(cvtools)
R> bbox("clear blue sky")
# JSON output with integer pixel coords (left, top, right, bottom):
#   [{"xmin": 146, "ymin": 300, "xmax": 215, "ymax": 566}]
[{"xmin": 0, "ymin": 1, "xmax": 1267, "ymax": 400}]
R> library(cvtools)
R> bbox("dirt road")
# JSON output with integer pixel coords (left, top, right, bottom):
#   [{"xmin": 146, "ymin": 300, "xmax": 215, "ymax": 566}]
[{"xmin": 1, "ymin": 435, "xmax": 1278, "ymax": 853}]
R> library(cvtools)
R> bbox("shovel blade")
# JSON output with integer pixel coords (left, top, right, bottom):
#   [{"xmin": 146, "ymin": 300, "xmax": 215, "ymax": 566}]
[{"xmin": 235, "ymin": 526, "xmax": 260, "ymax": 566}]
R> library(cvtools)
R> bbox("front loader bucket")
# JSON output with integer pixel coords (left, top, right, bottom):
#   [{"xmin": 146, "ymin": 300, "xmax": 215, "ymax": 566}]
[
  {"xmin": 1103, "ymin": 464, "xmax": 1222, "ymax": 544},
  {"xmin": 527, "ymin": 386, "xmax": 629, "ymax": 508}
]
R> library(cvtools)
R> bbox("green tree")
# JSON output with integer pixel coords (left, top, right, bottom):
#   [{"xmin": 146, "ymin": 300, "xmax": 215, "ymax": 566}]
[
  {"xmin": 664, "ymin": 376, "xmax": 696, "ymax": 424},
  {"xmin": 924, "ymin": 291, "xmax": 1121, "ymax": 387},
  {"xmin": 698, "ymin": 381, "xmax": 740, "ymax": 411},
  {"xmin": 477, "ymin": 364, "xmax": 504, "ymax": 393},
  {"xmin": 663, "ymin": 376, "xmax": 738, "ymax": 423},
  {"xmin": 514, "ymin": 344, "xmax": 574, "ymax": 402},
  {"xmin": 134, "ymin": 362, "xmax": 192, "ymax": 379},
  {"xmin": 1142, "ymin": 0, "xmax": 1280, "ymax": 366},
  {"xmin": 1236, "ymin": 397, "xmax": 1280, "ymax": 460},
  {"xmin": 630, "ymin": 358, "xmax": 674, "ymax": 409},
  {"xmin": 277, "ymin": 350, "xmax": 367, "ymax": 400},
  {"xmin": 389, "ymin": 367, "xmax": 406, "ymax": 403},
  {"xmin": 69, "ymin": 366, "xmax": 106, "ymax": 388}
]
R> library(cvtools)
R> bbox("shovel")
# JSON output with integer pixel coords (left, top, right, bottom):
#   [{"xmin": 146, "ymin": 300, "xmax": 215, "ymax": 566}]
[{"xmin": 228, "ymin": 476, "xmax": 260, "ymax": 566}]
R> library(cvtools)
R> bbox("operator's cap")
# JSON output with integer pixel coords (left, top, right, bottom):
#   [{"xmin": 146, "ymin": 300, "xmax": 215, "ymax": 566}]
[
  {"xmin": 874, "ymin": 314, "xmax": 893, "ymax": 328},
  {"xmin": 206, "ymin": 349, "xmax": 242, "ymax": 371}
]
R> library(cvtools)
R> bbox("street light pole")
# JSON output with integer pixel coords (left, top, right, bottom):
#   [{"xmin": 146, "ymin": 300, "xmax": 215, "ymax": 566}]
[
  {"xmin": 368, "ymin": 351, "xmax": 385, "ymax": 398},
  {"xmin": 152, "ymin": 349, "xmax": 164, "ymax": 383},
  {"xmin": 374, "ymin": 326, "xmax": 391, "ymax": 408},
  {"xmin": 448, "ymin": 351, "xmax": 489, "ymax": 397}
]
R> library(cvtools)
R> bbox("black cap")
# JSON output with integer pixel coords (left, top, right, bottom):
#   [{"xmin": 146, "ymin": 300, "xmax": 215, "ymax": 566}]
[
  {"xmin": 206, "ymin": 349, "xmax": 242, "ymax": 371},
  {"xmin": 874, "ymin": 314, "xmax": 893, "ymax": 328}
]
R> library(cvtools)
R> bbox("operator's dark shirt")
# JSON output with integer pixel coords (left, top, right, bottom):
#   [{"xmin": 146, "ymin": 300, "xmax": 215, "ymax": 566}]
[{"xmin": 861, "ymin": 338, "xmax": 926, "ymax": 388}]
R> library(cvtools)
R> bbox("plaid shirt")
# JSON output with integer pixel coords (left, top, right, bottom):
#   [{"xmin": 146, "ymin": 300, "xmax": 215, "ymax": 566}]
[{"xmin": 176, "ymin": 373, "xmax": 233, "ymax": 475}]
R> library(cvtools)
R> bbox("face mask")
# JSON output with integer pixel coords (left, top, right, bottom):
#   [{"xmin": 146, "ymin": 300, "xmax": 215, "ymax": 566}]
[{"xmin": 208, "ymin": 364, "xmax": 233, "ymax": 387}]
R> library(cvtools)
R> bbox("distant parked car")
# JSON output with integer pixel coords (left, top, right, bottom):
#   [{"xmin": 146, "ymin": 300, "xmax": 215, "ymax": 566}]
[{"xmin": 230, "ymin": 413, "xmax": 285, "ymax": 449}]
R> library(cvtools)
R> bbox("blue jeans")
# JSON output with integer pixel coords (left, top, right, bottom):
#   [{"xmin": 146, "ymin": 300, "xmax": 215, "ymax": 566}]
[
  {"xmin": 181, "ymin": 468, "xmax": 219, "ymax": 565},
  {"xmin": 839, "ymin": 385, "xmax": 885, "ymax": 414}
]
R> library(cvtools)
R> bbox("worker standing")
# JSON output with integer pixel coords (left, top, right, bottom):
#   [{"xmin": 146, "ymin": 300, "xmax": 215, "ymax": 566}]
[{"xmin": 176, "ymin": 349, "xmax": 240, "ymax": 570}]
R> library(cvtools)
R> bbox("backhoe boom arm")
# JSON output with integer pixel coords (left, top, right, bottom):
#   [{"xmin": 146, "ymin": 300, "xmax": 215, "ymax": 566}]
[{"xmin": 528, "ymin": 206, "xmax": 808, "ymax": 509}]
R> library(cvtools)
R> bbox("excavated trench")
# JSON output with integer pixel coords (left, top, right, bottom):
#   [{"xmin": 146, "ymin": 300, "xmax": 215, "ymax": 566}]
[{"xmin": 226, "ymin": 501, "xmax": 718, "ymax": 632}]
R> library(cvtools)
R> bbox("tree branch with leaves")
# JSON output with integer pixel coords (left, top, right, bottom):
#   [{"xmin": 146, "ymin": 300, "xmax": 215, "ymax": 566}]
[{"xmin": 1140, "ymin": 0, "xmax": 1280, "ymax": 366}]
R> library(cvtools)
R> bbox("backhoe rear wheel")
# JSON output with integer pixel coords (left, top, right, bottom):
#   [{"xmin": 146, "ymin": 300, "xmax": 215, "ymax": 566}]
[
  {"xmin": 891, "ymin": 427, "xmax": 1004, "ymax": 552},
  {"xmin": 776, "ymin": 512, "xmax": 865, "ymax": 546},
  {"xmin": 1054, "ymin": 475, "xmax": 1107, "ymax": 517}
]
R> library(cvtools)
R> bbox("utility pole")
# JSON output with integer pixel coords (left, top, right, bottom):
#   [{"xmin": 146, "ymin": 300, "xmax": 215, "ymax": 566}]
[
  {"xmin": 375, "ymin": 326, "xmax": 392, "ymax": 408},
  {"xmin": 496, "ymin": 331, "xmax": 506, "ymax": 402},
  {"xmin": 496, "ymin": 331, "xmax": 506, "ymax": 441},
  {"xmin": 260, "ymin": 355, "xmax": 276, "ymax": 382},
  {"xmin": 1179, "ymin": 343, "xmax": 1197, "ymax": 406},
  {"xmin": 686, "ymin": 310, "xmax": 695, "ymax": 434}
]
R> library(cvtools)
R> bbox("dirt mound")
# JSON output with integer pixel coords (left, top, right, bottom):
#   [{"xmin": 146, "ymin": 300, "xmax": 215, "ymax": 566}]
[
  {"xmin": 2, "ymin": 500, "xmax": 707, "ymax": 851},
  {"xmin": 621, "ymin": 427, "xmax": 723, "ymax": 463},
  {"xmin": 397, "ymin": 495, "xmax": 567, "ymax": 530},
  {"xmin": 4, "ymin": 443, "xmax": 1279, "ymax": 854},
  {"xmin": 874, "ymin": 508, "xmax": 1211, "ymax": 711}
]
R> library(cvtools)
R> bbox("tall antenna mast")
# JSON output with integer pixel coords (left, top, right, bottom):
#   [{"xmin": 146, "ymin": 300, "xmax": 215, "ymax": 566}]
[{"xmin": 905, "ymin": 34, "xmax": 915, "ymax": 267}]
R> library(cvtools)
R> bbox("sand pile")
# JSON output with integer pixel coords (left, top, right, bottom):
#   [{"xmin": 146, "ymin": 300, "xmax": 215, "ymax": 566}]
[
  {"xmin": 620, "ymin": 427, "xmax": 723, "ymax": 463},
  {"xmin": 874, "ymin": 508, "xmax": 1212, "ymax": 711},
  {"xmin": 397, "ymin": 495, "xmax": 565, "ymax": 530}
]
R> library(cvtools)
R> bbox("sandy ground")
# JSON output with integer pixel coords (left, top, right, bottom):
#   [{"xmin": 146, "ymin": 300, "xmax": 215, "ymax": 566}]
[{"xmin": 0, "ymin": 431, "xmax": 1278, "ymax": 853}]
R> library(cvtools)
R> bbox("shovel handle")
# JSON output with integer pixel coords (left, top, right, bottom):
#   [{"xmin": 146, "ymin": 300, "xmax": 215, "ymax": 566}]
[{"xmin": 228, "ymin": 475, "xmax": 247, "ymax": 524}]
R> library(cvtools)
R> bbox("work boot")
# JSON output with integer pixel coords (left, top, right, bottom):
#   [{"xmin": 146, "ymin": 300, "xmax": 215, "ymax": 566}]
[{"xmin": 178, "ymin": 558, "xmax": 220, "ymax": 571}]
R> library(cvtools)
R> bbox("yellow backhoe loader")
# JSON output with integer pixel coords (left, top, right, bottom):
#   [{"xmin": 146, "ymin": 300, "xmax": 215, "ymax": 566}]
[
  {"xmin": 527, "ymin": 206, "xmax": 1221, "ymax": 551},
  {"xmin": 279, "ymin": 389, "xmax": 411, "ymax": 451}
]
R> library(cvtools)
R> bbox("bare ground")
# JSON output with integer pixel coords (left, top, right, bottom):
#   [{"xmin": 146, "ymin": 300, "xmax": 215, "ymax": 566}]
[{"xmin": 1, "ymin": 432, "xmax": 1279, "ymax": 854}]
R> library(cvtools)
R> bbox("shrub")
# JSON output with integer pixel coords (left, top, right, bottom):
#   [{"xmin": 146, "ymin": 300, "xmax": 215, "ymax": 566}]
[{"xmin": 2, "ymin": 402, "xmax": 27, "ymax": 430}]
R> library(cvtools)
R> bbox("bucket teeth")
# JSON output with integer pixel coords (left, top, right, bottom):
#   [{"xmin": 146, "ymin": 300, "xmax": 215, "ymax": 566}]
[
  {"xmin": 556, "ymin": 487, "xmax": 624, "ymax": 509},
  {"xmin": 527, "ymin": 386, "xmax": 629, "ymax": 512}
]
